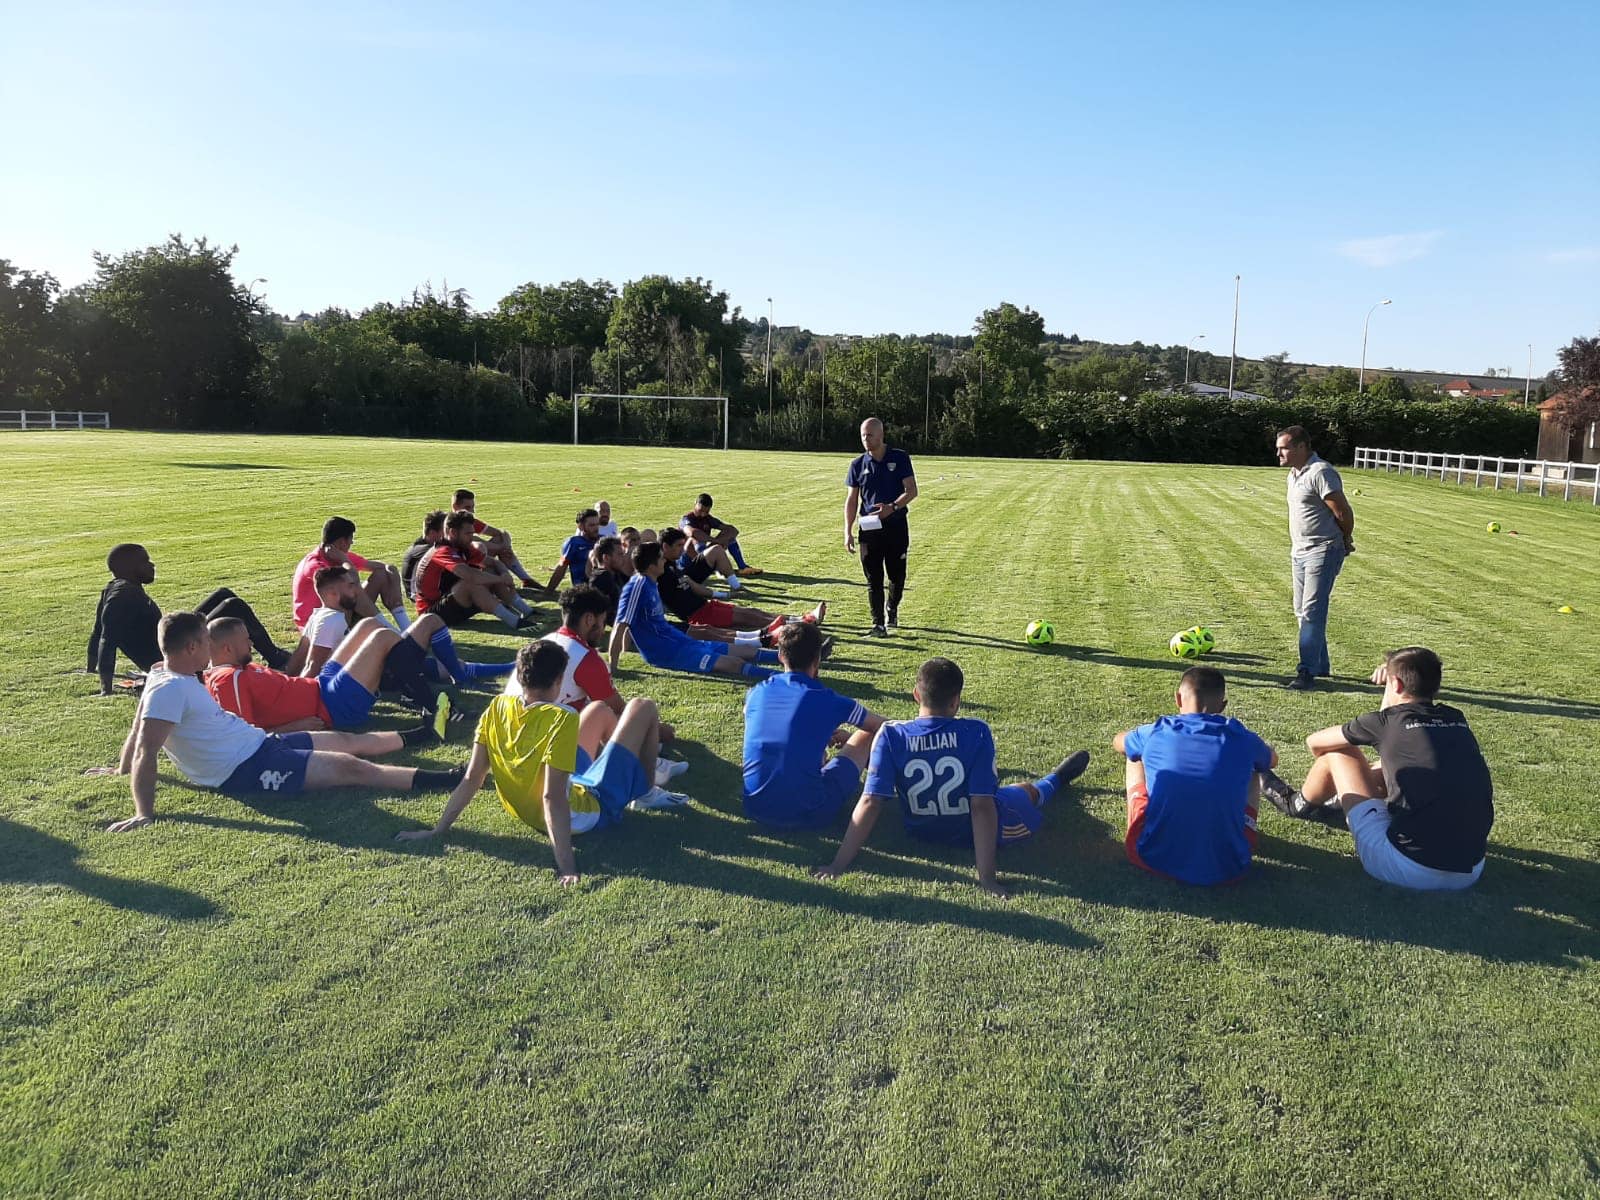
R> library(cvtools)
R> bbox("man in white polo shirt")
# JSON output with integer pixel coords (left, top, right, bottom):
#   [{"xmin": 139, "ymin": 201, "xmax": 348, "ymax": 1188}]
[{"xmin": 1275, "ymin": 425, "xmax": 1355, "ymax": 690}]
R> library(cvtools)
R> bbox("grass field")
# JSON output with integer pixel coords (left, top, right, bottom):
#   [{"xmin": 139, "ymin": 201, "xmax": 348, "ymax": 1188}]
[{"xmin": 3, "ymin": 431, "xmax": 1598, "ymax": 1199}]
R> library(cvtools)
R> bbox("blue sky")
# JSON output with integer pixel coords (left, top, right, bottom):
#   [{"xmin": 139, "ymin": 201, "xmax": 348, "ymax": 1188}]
[{"xmin": 5, "ymin": 1, "xmax": 1596, "ymax": 375}]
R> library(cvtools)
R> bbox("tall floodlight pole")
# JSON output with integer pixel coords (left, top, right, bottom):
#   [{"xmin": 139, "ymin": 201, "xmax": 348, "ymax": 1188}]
[
  {"xmin": 925, "ymin": 345, "xmax": 933, "ymax": 444},
  {"xmin": 1227, "ymin": 276, "xmax": 1240, "ymax": 399},
  {"xmin": 1184, "ymin": 334, "xmax": 1206, "ymax": 385},
  {"xmin": 1525, "ymin": 344, "xmax": 1533, "ymax": 408},
  {"xmin": 1357, "ymin": 298, "xmax": 1392, "ymax": 394},
  {"xmin": 766, "ymin": 298, "xmax": 774, "ymax": 422},
  {"xmin": 821, "ymin": 342, "xmax": 827, "ymax": 436}
]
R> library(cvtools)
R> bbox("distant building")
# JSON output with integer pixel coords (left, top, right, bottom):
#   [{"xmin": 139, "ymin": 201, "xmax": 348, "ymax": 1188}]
[
  {"xmin": 1536, "ymin": 394, "xmax": 1600, "ymax": 464},
  {"xmin": 1442, "ymin": 377, "xmax": 1516, "ymax": 401},
  {"xmin": 1182, "ymin": 381, "xmax": 1271, "ymax": 403}
]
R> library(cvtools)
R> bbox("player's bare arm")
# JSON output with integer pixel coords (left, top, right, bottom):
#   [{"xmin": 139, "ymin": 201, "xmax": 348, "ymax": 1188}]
[
  {"xmin": 815, "ymin": 792, "xmax": 888, "ymax": 879},
  {"xmin": 607, "ymin": 621, "xmax": 630, "ymax": 670},
  {"xmin": 397, "ymin": 744, "xmax": 489, "ymax": 842},
  {"xmin": 541, "ymin": 765, "xmax": 579, "ymax": 884},
  {"xmin": 970, "ymin": 793, "xmax": 1006, "ymax": 898},
  {"xmin": 1306, "ymin": 725, "xmax": 1353, "ymax": 756},
  {"xmin": 109, "ymin": 716, "xmax": 176, "ymax": 832}
]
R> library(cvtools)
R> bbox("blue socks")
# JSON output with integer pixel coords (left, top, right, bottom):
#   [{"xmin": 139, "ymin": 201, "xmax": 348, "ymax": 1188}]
[
  {"xmin": 428, "ymin": 629, "xmax": 514, "ymax": 684},
  {"xmin": 1032, "ymin": 774, "xmax": 1059, "ymax": 806},
  {"xmin": 729, "ymin": 539, "xmax": 749, "ymax": 569},
  {"xmin": 741, "ymin": 663, "xmax": 775, "ymax": 681}
]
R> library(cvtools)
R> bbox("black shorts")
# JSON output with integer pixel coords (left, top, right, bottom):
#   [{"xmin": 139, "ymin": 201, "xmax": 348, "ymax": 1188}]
[{"xmin": 433, "ymin": 594, "xmax": 475, "ymax": 627}]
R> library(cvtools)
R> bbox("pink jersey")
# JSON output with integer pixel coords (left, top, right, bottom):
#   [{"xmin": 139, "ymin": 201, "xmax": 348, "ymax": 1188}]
[{"xmin": 291, "ymin": 546, "xmax": 370, "ymax": 629}]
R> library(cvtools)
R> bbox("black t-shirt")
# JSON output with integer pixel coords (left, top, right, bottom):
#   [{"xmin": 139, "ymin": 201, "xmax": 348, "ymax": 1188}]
[
  {"xmin": 401, "ymin": 537, "xmax": 432, "ymax": 600},
  {"xmin": 657, "ymin": 564, "xmax": 705, "ymax": 622},
  {"xmin": 1342, "ymin": 701, "xmax": 1493, "ymax": 872},
  {"xmin": 88, "ymin": 579, "xmax": 162, "ymax": 674},
  {"xmin": 590, "ymin": 568, "xmax": 626, "ymax": 623}
]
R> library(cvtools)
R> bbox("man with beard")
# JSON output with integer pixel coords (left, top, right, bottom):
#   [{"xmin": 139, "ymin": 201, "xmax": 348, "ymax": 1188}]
[{"xmin": 415, "ymin": 511, "xmax": 537, "ymax": 630}]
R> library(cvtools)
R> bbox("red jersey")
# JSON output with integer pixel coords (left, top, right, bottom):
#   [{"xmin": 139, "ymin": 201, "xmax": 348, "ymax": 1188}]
[
  {"xmin": 291, "ymin": 546, "xmax": 371, "ymax": 629},
  {"xmin": 205, "ymin": 663, "xmax": 331, "ymax": 730},
  {"xmin": 414, "ymin": 542, "xmax": 484, "ymax": 612}
]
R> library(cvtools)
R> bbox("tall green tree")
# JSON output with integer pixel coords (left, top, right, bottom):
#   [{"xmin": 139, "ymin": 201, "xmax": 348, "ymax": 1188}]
[
  {"xmin": 0, "ymin": 260, "xmax": 74, "ymax": 406},
  {"xmin": 1549, "ymin": 330, "xmax": 1600, "ymax": 434},
  {"xmin": 83, "ymin": 235, "xmax": 262, "ymax": 428},
  {"xmin": 592, "ymin": 276, "xmax": 744, "ymax": 398},
  {"xmin": 971, "ymin": 301, "xmax": 1047, "ymax": 400},
  {"xmin": 495, "ymin": 278, "xmax": 616, "ymax": 398}
]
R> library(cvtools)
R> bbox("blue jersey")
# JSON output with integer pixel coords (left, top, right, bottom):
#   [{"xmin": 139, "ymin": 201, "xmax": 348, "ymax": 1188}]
[
  {"xmin": 742, "ymin": 672, "xmax": 867, "ymax": 826},
  {"xmin": 1122, "ymin": 713, "xmax": 1273, "ymax": 885},
  {"xmin": 845, "ymin": 447, "xmax": 915, "ymax": 526},
  {"xmin": 865, "ymin": 715, "xmax": 1000, "ymax": 844},
  {"xmin": 561, "ymin": 534, "xmax": 594, "ymax": 584},
  {"xmin": 616, "ymin": 574, "xmax": 691, "ymax": 656}
]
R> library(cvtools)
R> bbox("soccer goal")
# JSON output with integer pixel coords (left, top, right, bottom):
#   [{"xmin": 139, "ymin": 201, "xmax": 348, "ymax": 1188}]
[{"xmin": 573, "ymin": 394, "xmax": 730, "ymax": 450}]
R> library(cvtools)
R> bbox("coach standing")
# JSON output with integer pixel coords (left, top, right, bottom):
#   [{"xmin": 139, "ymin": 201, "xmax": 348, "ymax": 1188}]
[
  {"xmin": 1275, "ymin": 425, "xmax": 1354, "ymax": 690},
  {"xmin": 845, "ymin": 417, "xmax": 917, "ymax": 637}
]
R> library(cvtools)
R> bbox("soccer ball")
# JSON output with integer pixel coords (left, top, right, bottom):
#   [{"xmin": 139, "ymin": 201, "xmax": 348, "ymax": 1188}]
[
  {"xmin": 1486, "ymin": 521, "xmax": 1501, "ymax": 533},
  {"xmin": 1169, "ymin": 629, "xmax": 1205, "ymax": 659},
  {"xmin": 1025, "ymin": 619, "xmax": 1056, "ymax": 647},
  {"xmin": 1189, "ymin": 625, "xmax": 1216, "ymax": 654}
]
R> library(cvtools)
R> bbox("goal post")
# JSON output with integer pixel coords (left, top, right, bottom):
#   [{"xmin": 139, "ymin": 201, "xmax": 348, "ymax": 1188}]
[{"xmin": 572, "ymin": 393, "xmax": 730, "ymax": 450}]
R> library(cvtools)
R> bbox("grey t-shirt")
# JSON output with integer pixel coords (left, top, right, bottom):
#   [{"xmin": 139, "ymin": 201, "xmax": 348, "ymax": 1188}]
[{"xmin": 1286, "ymin": 454, "xmax": 1344, "ymax": 551}]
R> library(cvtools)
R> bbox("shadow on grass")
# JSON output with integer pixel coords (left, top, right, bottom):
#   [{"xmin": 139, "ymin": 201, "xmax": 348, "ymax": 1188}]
[
  {"xmin": 0, "ymin": 818, "xmax": 218, "ymax": 920},
  {"xmin": 165, "ymin": 462, "xmax": 293, "ymax": 471},
  {"xmin": 1030, "ymin": 800, "xmax": 1600, "ymax": 967}
]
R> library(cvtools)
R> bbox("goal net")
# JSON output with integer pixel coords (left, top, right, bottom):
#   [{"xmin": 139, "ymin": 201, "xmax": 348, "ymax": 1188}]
[{"xmin": 572, "ymin": 393, "xmax": 729, "ymax": 449}]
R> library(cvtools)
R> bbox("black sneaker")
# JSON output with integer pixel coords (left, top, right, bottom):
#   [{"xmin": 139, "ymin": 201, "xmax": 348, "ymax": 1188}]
[
  {"xmin": 1306, "ymin": 803, "xmax": 1349, "ymax": 831},
  {"xmin": 1284, "ymin": 671, "xmax": 1315, "ymax": 691},
  {"xmin": 1050, "ymin": 750, "xmax": 1090, "ymax": 786},
  {"xmin": 865, "ymin": 625, "xmax": 888, "ymax": 638},
  {"xmin": 1259, "ymin": 769, "xmax": 1301, "ymax": 816},
  {"xmin": 886, "ymin": 608, "xmax": 899, "ymax": 629},
  {"xmin": 819, "ymin": 635, "xmax": 836, "ymax": 661},
  {"xmin": 514, "ymin": 614, "xmax": 539, "ymax": 631}
]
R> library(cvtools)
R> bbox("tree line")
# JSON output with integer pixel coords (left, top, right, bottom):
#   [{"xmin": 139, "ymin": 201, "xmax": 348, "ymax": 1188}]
[{"xmin": 4, "ymin": 235, "xmax": 1589, "ymax": 462}]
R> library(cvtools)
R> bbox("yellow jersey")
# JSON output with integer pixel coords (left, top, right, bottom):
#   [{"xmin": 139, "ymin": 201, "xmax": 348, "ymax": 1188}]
[{"xmin": 474, "ymin": 696, "xmax": 599, "ymax": 831}]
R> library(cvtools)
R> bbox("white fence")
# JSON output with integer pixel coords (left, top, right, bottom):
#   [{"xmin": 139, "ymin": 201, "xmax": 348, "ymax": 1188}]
[
  {"xmin": 1354, "ymin": 446, "xmax": 1599, "ymax": 505},
  {"xmin": 0, "ymin": 410, "xmax": 111, "ymax": 430}
]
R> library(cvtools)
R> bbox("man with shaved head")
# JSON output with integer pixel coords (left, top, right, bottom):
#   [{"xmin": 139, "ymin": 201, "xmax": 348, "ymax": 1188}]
[{"xmin": 844, "ymin": 416, "xmax": 918, "ymax": 637}]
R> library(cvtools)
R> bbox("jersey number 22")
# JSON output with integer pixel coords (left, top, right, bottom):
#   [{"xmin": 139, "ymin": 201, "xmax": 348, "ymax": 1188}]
[{"xmin": 904, "ymin": 756, "xmax": 968, "ymax": 816}]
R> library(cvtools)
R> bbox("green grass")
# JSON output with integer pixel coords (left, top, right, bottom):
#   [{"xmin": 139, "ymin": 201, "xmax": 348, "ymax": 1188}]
[{"xmin": 3, "ymin": 431, "xmax": 1598, "ymax": 1199}]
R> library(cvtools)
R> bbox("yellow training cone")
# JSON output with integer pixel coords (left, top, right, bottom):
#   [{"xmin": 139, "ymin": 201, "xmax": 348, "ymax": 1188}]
[{"xmin": 1558, "ymin": 605, "xmax": 1576, "ymax": 614}]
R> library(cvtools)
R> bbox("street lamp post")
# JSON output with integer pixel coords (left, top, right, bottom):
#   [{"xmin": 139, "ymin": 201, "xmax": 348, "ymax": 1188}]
[
  {"xmin": 1184, "ymin": 334, "xmax": 1206, "ymax": 386},
  {"xmin": 1525, "ymin": 344, "xmax": 1533, "ymax": 408},
  {"xmin": 1358, "ymin": 299, "xmax": 1392, "ymax": 394},
  {"xmin": 766, "ymin": 298, "xmax": 774, "ymax": 421},
  {"xmin": 1227, "ymin": 276, "xmax": 1240, "ymax": 399}
]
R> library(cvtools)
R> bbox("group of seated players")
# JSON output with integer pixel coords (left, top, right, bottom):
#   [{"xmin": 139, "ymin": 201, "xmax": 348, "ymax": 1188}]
[{"xmin": 87, "ymin": 487, "xmax": 1495, "ymax": 897}]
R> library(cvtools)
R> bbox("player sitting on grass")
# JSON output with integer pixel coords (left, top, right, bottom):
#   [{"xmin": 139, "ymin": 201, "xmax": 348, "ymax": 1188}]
[
  {"xmin": 815, "ymin": 656, "xmax": 1089, "ymax": 897},
  {"xmin": 206, "ymin": 615, "xmax": 452, "ymax": 738},
  {"xmin": 289, "ymin": 565, "xmax": 511, "ymax": 688},
  {"xmin": 741, "ymin": 621, "xmax": 883, "ymax": 829},
  {"xmin": 415, "ymin": 511, "xmax": 537, "ymax": 631},
  {"xmin": 544, "ymin": 508, "xmax": 600, "ymax": 593},
  {"xmin": 656, "ymin": 528, "xmax": 827, "ymax": 647},
  {"xmin": 609, "ymin": 542, "xmax": 779, "ymax": 681},
  {"xmin": 1112, "ymin": 667, "xmax": 1276, "ymax": 886},
  {"xmin": 397, "ymin": 640, "xmax": 688, "ymax": 883},
  {"xmin": 682, "ymin": 492, "xmax": 760, "ymax": 577},
  {"xmin": 90, "ymin": 612, "xmax": 463, "ymax": 833},
  {"xmin": 401, "ymin": 510, "xmax": 446, "ymax": 602},
  {"xmin": 452, "ymin": 488, "xmax": 539, "ymax": 589},
  {"xmin": 1259, "ymin": 646, "xmax": 1493, "ymax": 891},
  {"xmin": 89, "ymin": 542, "xmax": 293, "ymax": 693},
  {"xmin": 586, "ymin": 536, "xmax": 630, "ymax": 625},
  {"xmin": 291, "ymin": 516, "xmax": 410, "ymax": 632}
]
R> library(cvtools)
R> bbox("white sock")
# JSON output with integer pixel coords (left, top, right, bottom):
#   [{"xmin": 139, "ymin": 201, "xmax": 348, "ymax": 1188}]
[
  {"xmin": 735, "ymin": 630, "xmax": 761, "ymax": 644},
  {"xmin": 727, "ymin": 576, "xmax": 742, "ymax": 591},
  {"xmin": 509, "ymin": 595, "xmax": 531, "ymax": 616},
  {"xmin": 494, "ymin": 604, "xmax": 520, "ymax": 629},
  {"xmin": 387, "ymin": 605, "xmax": 411, "ymax": 632}
]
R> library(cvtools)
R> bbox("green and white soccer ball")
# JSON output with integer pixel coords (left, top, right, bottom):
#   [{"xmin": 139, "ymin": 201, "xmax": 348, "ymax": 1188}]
[
  {"xmin": 1169, "ymin": 629, "xmax": 1206, "ymax": 659},
  {"xmin": 1025, "ymin": 619, "xmax": 1056, "ymax": 647},
  {"xmin": 1188, "ymin": 625, "xmax": 1216, "ymax": 654}
]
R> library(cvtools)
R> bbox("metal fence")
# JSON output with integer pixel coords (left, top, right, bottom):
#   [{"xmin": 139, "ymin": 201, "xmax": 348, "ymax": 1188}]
[
  {"xmin": 0, "ymin": 410, "xmax": 112, "ymax": 431},
  {"xmin": 1354, "ymin": 446, "xmax": 1599, "ymax": 504}
]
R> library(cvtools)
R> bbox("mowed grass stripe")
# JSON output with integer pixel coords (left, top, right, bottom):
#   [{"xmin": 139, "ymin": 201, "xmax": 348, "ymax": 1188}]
[{"xmin": 1, "ymin": 432, "xmax": 1597, "ymax": 1199}]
